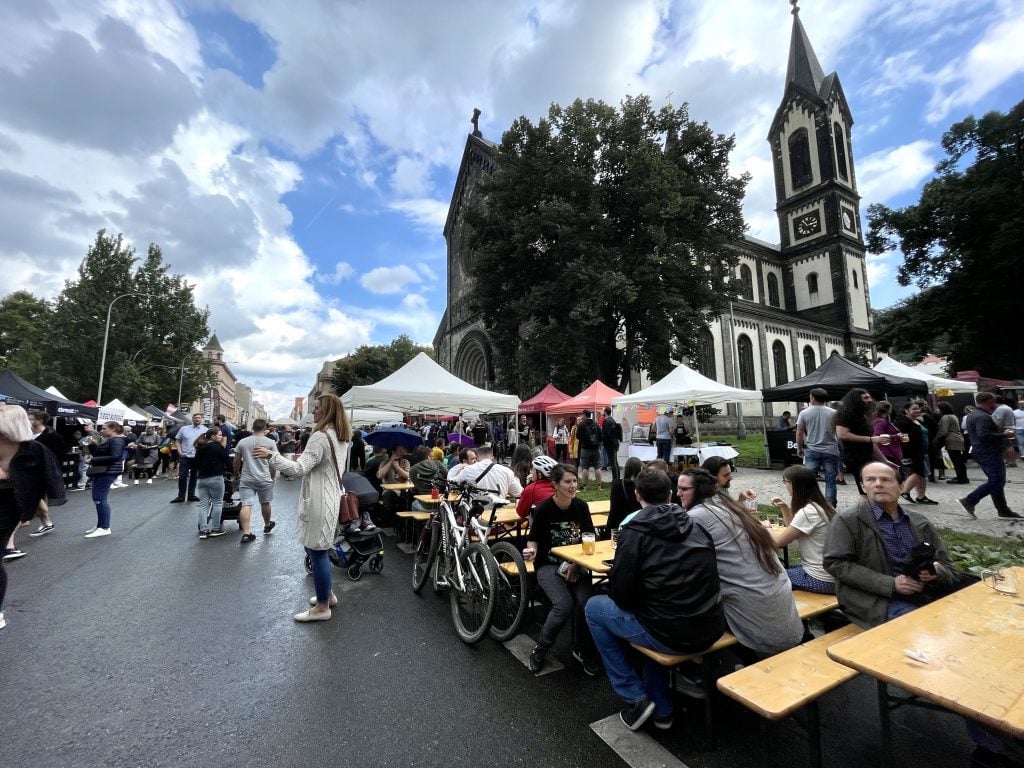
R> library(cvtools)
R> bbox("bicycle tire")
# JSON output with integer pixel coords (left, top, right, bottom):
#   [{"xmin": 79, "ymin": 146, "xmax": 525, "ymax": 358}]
[
  {"xmin": 411, "ymin": 519, "xmax": 439, "ymax": 594},
  {"xmin": 449, "ymin": 541, "xmax": 498, "ymax": 644},
  {"xmin": 488, "ymin": 540, "xmax": 529, "ymax": 642}
]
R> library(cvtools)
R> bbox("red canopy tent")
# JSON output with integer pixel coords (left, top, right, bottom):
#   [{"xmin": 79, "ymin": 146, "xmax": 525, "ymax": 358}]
[
  {"xmin": 518, "ymin": 383, "xmax": 571, "ymax": 414},
  {"xmin": 547, "ymin": 380, "xmax": 624, "ymax": 415}
]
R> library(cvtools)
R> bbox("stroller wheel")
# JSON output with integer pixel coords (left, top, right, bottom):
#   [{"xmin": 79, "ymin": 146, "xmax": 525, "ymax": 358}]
[
  {"xmin": 347, "ymin": 564, "xmax": 362, "ymax": 581},
  {"xmin": 303, "ymin": 555, "xmax": 313, "ymax": 575},
  {"xmin": 368, "ymin": 554, "xmax": 384, "ymax": 574}
]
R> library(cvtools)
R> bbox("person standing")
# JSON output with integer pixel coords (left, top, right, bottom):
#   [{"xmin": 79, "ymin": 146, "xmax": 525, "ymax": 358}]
[
  {"xmin": 835, "ymin": 388, "xmax": 890, "ymax": 498},
  {"xmin": 1014, "ymin": 400, "xmax": 1024, "ymax": 466},
  {"xmin": 895, "ymin": 402, "xmax": 935, "ymax": 505},
  {"xmin": 576, "ymin": 410, "xmax": 604, "ymax": 490},
  {"xmin": 992, "ymin": 396, "xmax": 1017, "ymax": 467},
  {"xmin": 171, "ymin": 413, "xmax": 205, "ymax": 503},
  {"xmin": 601, "ymin": 406, "xmax": 622, "ymax": 483},
  {"xmin": 936, "ymin": 402, "xmax": 968, "ymax": 485},
  {"xmin": 252, "ymin": 394, "xmax": 352, "ymax": 621},
  {"xmin": 0, "ymin": 405, "xmax": 66, "ymax": 630},
  {"xmin": 959, "ymin": 392, "xmax": 1021, "ymax": 519},
  {"xmin": 653, "ymin": 409, "xmax": 673, "ymax": 464},
  {"xmin": 134, "ymin": 426, "xmax": 161, "ymax": 483},
  {"xmin": 193, "ymin": 429, "xmax": 232, "ymax": 539},
  {"xmin": 82, "ymin": 421, "xmax": 128, "ymax": 537},
  {"xmin": 553, "ymin": 419, "xmax": 569, "ymax": 463},
  {"xmin": 214, "ymin": 414, "xmax": 234, "ymax": 449},
  {"xmin": 73, "ymin": 423, "xmax": 101, "ymax": 490},
  {"xmin": 26, "ymin": 410, "xmax": 63, "ymax": 537},
  {"xmin": 796, "ymin": 389, "xmax": 840, "ymax": 506},
  {"xmin": 233, "ymin": 418, "xmax": 278, "ymax": 544},
  {"xmin": 349, "ymin": 429, "xmax": 366, "ymax": 471}
]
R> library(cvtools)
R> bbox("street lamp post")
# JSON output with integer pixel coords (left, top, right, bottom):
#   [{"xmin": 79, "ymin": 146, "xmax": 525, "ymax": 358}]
[
  {"xmin": 177, "ymin": 353, "xmax": 194, "ymax": 411},
  {"xmin": 97, "ymin": 292, "xmax": 156, "ymax": 405}
]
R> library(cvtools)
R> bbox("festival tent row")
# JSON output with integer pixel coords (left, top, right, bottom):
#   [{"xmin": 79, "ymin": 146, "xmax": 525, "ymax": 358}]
[
  {"xmin": 547, "ymin": 380, "xmax": 624, "ymax": 416},
  {"xmin": 0, "ymin": 370, "xmax": 98, "ymax": 419},
  {"xmin": 760, "ymin": 352, "xmax": 928, "ymax": 402},
  {"xmin": 871, "ymin": 356, "xmax": 977, "ymax": 395}
]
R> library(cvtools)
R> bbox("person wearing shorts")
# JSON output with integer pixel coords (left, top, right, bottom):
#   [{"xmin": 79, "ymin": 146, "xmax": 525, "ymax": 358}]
[{"xmin": 233, "ymin": 419, "xmax": 279, "ymax": 544}]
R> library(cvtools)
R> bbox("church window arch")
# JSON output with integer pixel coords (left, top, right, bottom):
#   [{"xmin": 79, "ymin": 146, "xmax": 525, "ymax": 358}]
[
  {"xmin": 737, "ymin": 334, "xmax": 756, "ymax": 390},
  {"xmin": 852, "ymin": 269, "xmax": 858, "ymax": 289},
  {"xmin": 834, "ymin": 122, "xmax": 849, "ymax": 181},
  {"xmin": 807, "ymin": 272, "xmax": 819, "ymax": 295},
  {"xmin": 803, "ymin": 345, "xmax": 817, "ymax": 374},
  {"xmin": 766, "ymin": 273, "xmax": 780, "ymax": 307},
  {"xmin": 772, "ymin": 340, "xmax": 788, "ymax": 385},
  {"xmin": 694, "ymin": 328, "xmax": 716, "ymax": 381},
  {"xmin": 739, "ymin": 264, "xmax": 754, "ymax": 301},
  {"xmin": 788, "ymin": 129, "xmax": 813, "ymax": 189}
]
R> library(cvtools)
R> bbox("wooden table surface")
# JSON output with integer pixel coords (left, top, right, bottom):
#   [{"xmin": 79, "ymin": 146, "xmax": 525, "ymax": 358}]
[
  {"xmin": 550, "ymin": 539, "xmax": 614, "ymax": 574},
  {"xmin": 827, "ymin": 566, "xmax": 1024, "ymax": 738},
  {"xmin": 381, "ymin": 481, "xmax": 414, "ymax": 491},
  {"xmin": 587, "ymin": 499, "xmax": 611, "ymax": 515}
]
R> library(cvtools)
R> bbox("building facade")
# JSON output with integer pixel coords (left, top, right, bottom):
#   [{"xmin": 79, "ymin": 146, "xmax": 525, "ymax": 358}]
[
  {"xmin": 433, "ymin": 8, "xmax": 873, "ymax": 409},
  {"xmin": 186, "ymin": 333, "xmax": 239, "ymax": 422}
]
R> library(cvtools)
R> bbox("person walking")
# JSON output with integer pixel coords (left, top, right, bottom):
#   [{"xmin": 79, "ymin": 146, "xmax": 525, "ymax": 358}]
[
  {"xmin": 653, "ymin": 409, "xmax": 673, "ymax": 464},
  {"xmin": 252, "ymin": 394, "xmax": 352, "ymax": 621},
  {"xmin": 896, "ymin": 402, "xmax": 936, "ymax": 505},
  {"xmin": 82, "ymin": 421, "xmax": 129, "ymax": 537},
  {"xmin": 171, "ymin": 413, "xmax": 205, "ymax": 503},
  {"xmin": 959, "ymin": 392, "xmax": 1021, "ymax": 519},
  {"xmin": 194, "ymin": 429, "xmax": 232, "ymax": 539},
  {"xmin": 233, "ymin": 418, "xmax": 278, "ymax": 544},
  {"xmin": 795, "ymin": 388, "xmax": 840, "ymax": 506},
  {"xmin": 0, "ymin": 405, "xmax": 66, "ymax": 630}
]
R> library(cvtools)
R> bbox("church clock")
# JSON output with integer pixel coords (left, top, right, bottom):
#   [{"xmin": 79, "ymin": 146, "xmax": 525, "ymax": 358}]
[{"xmin": 794, "ymin": 212, "xmax": 821, "ymax": 238}]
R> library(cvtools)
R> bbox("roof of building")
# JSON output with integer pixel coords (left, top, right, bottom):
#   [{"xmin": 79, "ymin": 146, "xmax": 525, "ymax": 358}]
[
  {"xmin": 786, "ymin": 3, "xmax": 825, "ymax": 97},
  {"xmin": 204, "ymin": 333, "xmax": 224, "ymax": 351}
]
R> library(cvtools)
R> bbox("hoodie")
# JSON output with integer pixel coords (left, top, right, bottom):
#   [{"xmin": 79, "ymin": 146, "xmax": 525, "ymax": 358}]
[{"xmin": 609, "ymin": 502, "xmax": 725, "ymax": 652}]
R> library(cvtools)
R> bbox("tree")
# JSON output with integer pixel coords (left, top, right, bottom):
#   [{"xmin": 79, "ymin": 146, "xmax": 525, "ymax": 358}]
[
  {"xmin": 0, "ymin": 291, "xmax": 55, "ymax": 382},
  {"xmin": 872, "ymin": 295, "xmax": 953, "ymax": 364},
  {"xmin": 330, "ymin": 334, "xmax": 434, "ymax": 396},
  {"xmin": 867, "ymin": 100, "xmax": 1024, "ymax": 379}
]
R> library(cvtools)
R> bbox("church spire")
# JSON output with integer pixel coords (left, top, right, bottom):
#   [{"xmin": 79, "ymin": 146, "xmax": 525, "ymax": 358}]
[{"xmin": 786, "ymin": 0, "xmax": 825, "ymax": 96}]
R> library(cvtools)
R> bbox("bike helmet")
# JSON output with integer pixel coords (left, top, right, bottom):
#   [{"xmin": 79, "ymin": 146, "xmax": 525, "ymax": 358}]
[{"xmin": 531, "ymin": 455, "xmax": 558, "ymax": 478}]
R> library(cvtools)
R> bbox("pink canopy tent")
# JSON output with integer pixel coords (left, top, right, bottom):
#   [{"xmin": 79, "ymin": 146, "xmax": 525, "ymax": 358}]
[
  {"xmin": 547, "ymin": 380, "xmax": 624, "ymax": 415},
  {"xmin": 518, "ymin": 383, "xmax": 571, "ymax": 414}
]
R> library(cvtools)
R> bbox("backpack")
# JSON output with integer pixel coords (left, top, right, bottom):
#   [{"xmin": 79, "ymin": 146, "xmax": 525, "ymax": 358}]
[{"xmin": 580, "ymin": 419, "xmax": 602, "ymax": 449}]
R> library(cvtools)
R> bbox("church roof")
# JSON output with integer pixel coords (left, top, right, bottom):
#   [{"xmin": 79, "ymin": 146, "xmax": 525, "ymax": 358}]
[
  {"xmin": 786, "ymin": 4, "xmax": 826, "ymax": 97},
  {"xmin": 204, "ymin": 333, "xmax": 224, "ymax": 351}
]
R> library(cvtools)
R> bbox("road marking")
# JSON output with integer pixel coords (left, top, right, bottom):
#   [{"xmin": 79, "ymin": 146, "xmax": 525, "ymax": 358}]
[
  {"xmin": 503, "ymin": 633, "xmax": 564, "ymax": 675},
  {"xmin": 590, "ymin": 714, "xmax": 690, "ymax": 768}
]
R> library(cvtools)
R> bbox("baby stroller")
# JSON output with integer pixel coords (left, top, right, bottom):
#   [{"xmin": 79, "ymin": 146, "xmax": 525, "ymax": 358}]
[
  {"xmin": 220, "ymin": 471, "xmax": 242, "ymax": 526},
  {"xmin": 302, "ymin": 472, "xmax": 383, "ymax": 581}
]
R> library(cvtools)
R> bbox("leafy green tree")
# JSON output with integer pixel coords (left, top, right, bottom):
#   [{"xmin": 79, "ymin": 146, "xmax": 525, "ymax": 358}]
[
  {"xmin": 867, "ymin": 100, "xmax": 1024, "ymax": 379},
  {"xmin": 872, "ymin": 294, "xmax": 953, "ymax": 364},
  {"xmin": 463, "ymin": 96, "xmax": 748, "ymax": 396},
  {"xmin": 331, "ymin": 334, "xmax": 434, "ymax": 395},
  {"xmin": 0, "ymin": 291, "xmax": 55, "ymax": 381}
]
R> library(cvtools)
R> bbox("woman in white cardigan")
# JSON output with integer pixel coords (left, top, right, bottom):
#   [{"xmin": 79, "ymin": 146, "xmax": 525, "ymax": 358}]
[{"xmin": 253, "ymin": 394, "xmax": 351, "ymax": 622}]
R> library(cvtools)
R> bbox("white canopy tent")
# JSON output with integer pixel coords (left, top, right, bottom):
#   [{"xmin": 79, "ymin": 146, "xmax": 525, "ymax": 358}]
[
  {"xmin": 872, "ymin": 357, "xmax": 977, "ymax": 394},
  {"xmin": 342, "ymin": 353, "xmax": 520, "ymax": 415},
  {"xmin": 97, "ymin": 399, "xmax": 157, "ymax": 425},
  {"xmin": 298, "ymin": 408, "xmax": 403, "ymax": 428},
  {"xmin": 45, "ymin": 385, "xmax": 70, "ymax": 399}
]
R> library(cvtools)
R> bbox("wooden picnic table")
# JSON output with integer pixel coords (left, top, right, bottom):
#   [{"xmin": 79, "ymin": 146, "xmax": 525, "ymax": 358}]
[
  {"xmin": 550, "ymin": 539, "xmax": 614, "ymax": 575},
  {"xmin": 381, "ymin": 481, "xmax": 414, "ymax": 492}
]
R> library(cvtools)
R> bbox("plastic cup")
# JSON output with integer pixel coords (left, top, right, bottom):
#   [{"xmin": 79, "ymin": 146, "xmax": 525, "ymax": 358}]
[
  {"xmin": 610, "ymin": 528, "xmax": 620, "ymax": 551},
  {"xmin": 430, "ymin": 487, "xmax": 440, "ymax": 500},
  {"xmin": 581, "ymin": 532, "xmax": 596, "ymax": 555}
]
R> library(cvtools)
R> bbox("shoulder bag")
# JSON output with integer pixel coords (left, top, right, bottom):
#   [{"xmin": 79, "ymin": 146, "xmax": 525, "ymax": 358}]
[{"xmin": 326, "ymin": 436, "xmax": 359, "ymax": 524}]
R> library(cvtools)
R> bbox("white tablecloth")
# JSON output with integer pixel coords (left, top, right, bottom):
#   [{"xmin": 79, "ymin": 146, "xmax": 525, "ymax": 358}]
[{"xmin": 627, "ymin": 444, "xmax": 739, "ymax": 462}]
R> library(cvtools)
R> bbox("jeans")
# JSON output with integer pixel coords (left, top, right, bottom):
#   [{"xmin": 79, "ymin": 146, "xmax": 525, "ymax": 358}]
[
  {"xmin": 603, "ymin": 442, "xmax": 620, "ymax": 482},
  {"xmin": 76, "ymin": 455, "xmax": 88, "ymax": 487},
  {"xmin": 802, "ymin": 449, "xmax": 839, "ymax": 505},
  {"xmin": 196, "ymin": 476, "xmax": 225, "ymax": 532},
  {"xmin": 535, "ymin": 564, "xmax": 594, "ymax": 651},
  {"xmin": 965, "ymin": 452, "xmax": 1009, "ymax": 513},
  {"xmin": 91, "ymin": 473, "xmax": 116, "ymax": 528},
  {"xmin": 1016, "ymin": 429, "xmax": 1024, "ymax": 457},
  {"xmin": 305, "ymin": 547, "xmax": 332, "ymax": 604},
  {"xmin": 177, "ymin": 455, "xmax": 198, "ymax": 498},
  {"xmin": 655, "ymin": 438, "xmax": 673, "ymax": 464},
  {"xmin": 585, "ymin": 595, "xmax": 674, "ymax": 716}
]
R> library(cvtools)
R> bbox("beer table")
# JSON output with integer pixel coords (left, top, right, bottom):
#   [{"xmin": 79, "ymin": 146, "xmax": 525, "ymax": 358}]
[
  {"xmin": 550, "ymin": 539, "xmax": 614, "ymax": 576},
  {"xmin": 826, "ymin": 567, "xmax": 1024, "ymax": 767},
  {"xmin": 381, "ymin": 481, "xmax": 415, "ymax": 492}
]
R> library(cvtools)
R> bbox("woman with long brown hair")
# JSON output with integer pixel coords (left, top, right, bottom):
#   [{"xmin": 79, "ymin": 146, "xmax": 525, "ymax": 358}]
[
  {"xmin": 768, "ymin": 465, "xmax": 836, "ymax": 594},
  {"xmin": 253, "ymin": 394, "xmax": 351, "ymax": 622}
]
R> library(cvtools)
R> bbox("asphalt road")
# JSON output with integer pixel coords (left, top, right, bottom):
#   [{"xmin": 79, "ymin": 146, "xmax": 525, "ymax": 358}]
[{"xmin": 1, "ymin": 475, "xmax": 992, "ymax": 768}]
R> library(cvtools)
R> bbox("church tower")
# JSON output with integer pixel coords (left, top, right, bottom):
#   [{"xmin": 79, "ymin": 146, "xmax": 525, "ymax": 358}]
[{"xmin": 768, "ymin": 2, "xmax": 873, "ymax": 359}]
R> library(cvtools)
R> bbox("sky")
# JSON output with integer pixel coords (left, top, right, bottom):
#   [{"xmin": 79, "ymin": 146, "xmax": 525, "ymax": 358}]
[{"xmin": 1, "ymin": 0, "xmax": 1022, "ymax": 417}]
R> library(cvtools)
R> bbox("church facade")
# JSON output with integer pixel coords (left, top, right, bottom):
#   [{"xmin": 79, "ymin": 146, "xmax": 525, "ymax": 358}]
[{"xmin": 433, "ymin": 9, "xmax": 873, "ymax": 409}]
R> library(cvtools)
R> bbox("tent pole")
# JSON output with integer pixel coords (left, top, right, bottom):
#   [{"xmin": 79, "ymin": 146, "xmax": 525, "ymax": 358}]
[{"xmin": 761, "ymin": 405, "xmax": 770, "ymax": 468}]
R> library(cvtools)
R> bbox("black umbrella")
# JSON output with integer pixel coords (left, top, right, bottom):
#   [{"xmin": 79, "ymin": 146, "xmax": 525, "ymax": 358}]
[
  {"xmin": 342, "ymin": 471, "xmax": 379, "ymax": 508},
  {"xmin": 364, "ymin": 426, "xmax": 423, "ymax": 451}
]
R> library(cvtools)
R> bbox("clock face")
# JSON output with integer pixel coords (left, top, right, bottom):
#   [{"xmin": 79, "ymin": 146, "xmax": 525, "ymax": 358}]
[
  {"xmin": 842, "ymin": 210, "xmax": 854, "ymax": 230},
  {"xmin": 795, "ymin": 213, "xmax": 820, "ymax": 237}
]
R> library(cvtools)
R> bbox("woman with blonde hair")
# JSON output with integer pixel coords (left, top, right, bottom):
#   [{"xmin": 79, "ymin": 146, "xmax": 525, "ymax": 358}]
[{"xmin": 253, "ymin": 394, "xmax": 351, "ymax": 622}]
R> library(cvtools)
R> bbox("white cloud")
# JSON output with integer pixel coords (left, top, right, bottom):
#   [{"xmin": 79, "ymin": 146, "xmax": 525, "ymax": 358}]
[
  {"xmin": 362, "ymin": 293, "xmax": 438, "ymax": 345},
  {"xmin": 392, "ymin": 155, "xmax": 431, "ymax": 197},
  {"xmin": 360, "ymin": 265, "xmax": 420, "ymax": 294},
  {"xmin": 318, "ymin": 261, "xmax": 355, "ymax": 285},
  {"xmin": 388, "ymin": 198, "xmax": 448, "ymax": 233},
  {"xmin": 857, "ymin": 140, "xmax": 936, "ymax": 205},
  {"xmin": 415, "ymin": 262, "xmax": 438, "ymax": 281}
]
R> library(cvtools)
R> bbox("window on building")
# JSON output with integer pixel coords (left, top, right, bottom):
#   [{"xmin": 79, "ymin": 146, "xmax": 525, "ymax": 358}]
[
  {"xmin": 803, "ymin": 345, "xmax": 817, "ymax": 374},
  {"xmin": 737, "ymin": 334, "xmax": 755, "ymax": 390},
  {"xmin": 739, "ymin": 264, "xmax": 754, "ymax": 300},
  {"xmin": 834, "ymin": 122, "xmax": 849, "ymax": 181},
  {"xmin": 807, "ymin": 272, "xmax": 819, "ymax": 295},
  {"xmin": 772, "ymin": 340, "xmax": 788, "ymax": 385},
  {"xmin": 694, "ymin": 328, "xmax": 716, "ymax": 380},
  {"xmin": 788, "ymin": 128, "xmax": 813, "ymax": 188},
  {"xmin": 852, "ymin": 269, "xmax": 858, "ymax": 289},
  {"xmin": 767, "ymin": 273, "xmax": 780, "ymax": 307}
]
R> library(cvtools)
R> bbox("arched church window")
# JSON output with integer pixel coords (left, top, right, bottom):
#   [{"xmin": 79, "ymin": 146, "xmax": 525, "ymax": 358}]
[
  {"xmin": 767, "ymin": 273, "xmax": 780, "ymax": 307},
  {"xmin": 807, "ymin": 272, "xmax": 819, "ymax": 295},
  {"xmin": 852, "ymin": 269, "xmax": 858, "ymax": 289},
  {"xmin": 772, "ymin": 340, "xmax": 788, "ymax": 385},
  {"xmin": 737, "ymin": 335, "xmax": 755, "ymax": 390},
  {"xmin": 739, "ymin": 264, "xmax": 754, "ymax": 300},
  {"xmin": 834, "ymin": 122, "xmax": 849, "ymax": 181},
  {"xmin": 788, "ymin": 129, "xmax": 813, "ymax": 189},
  {"xmin": 803, "ymin": 345, "xmax": 817, "ymax": 374},
  {"xmin": 694, "ymin": 328, "xmax": 716, "ymax": 381}
]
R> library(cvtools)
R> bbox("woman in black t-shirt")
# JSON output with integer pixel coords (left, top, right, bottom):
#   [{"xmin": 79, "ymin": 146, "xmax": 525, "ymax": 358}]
[
  {"xmin": 608, "ymin": 457, "xmax": 643, "ymax": 531},
  {"xmin": 194, "ymin": 429, "xmax": 233, "ymax": 538},
  {"xmin": 522, "ymin": 463, "xmax": 598, "ymax": 676}
]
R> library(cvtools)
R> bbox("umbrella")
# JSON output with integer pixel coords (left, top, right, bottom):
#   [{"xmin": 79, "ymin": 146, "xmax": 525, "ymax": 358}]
[
  {"xmin": 365, "ymin": 426, "xmax": 423, "ymax": 451},
  {"xmin": 447, "ymin": 432, "xmax": 475, "ymax": 447},
  {"xmin": 342, "ymin": 472, "xmax": 379, "ymax": 508}
]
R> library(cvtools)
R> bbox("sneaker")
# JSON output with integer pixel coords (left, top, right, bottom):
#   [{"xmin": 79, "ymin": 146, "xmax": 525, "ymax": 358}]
[
  {"xmin": 571, "ymin": 648, "xmax": 602, "ymax": 677},
  {"xmin": 997, "ymin": 510, "xmax": 1023, "ymax": 519},
  {"xmin": 2, "ymin": 548, "xmax": 26, "ymax": 561},
  {"xmin": 673, "ymin": 672, "xmax": 707, "ymax": 699},
  {"xmin": 70, "ymin": 486, "xmax": 86, "ymax": 492},
  {"xmin": 146, "ymin": 478, "xmax": 153, "ymax": 484},
  {"xmin": 900, "ymin": 492, "xmax": 916, "ymax": 504},
  {"xmin": 208, "ymin": 528, "xmax": 227, "ymax": 537},
  {"xmin": 29, "ymin": 524, "xmax": 55, "ymax": 537},
  {"xmin": 169, "ymin": 497, "xmax": 185, "ymax": 504},
  {"xmin": 198, "ymin": 531, "xmax": 210, "ymax": 539},
  {"xmin": 263, "ymin": 521, "xmax": 276, "ymax": 535},
  {"xmin": 84, "ymin": 528, "xmax": 111, "ymax": 538},
  {"xmin": 619, "ymin": 698, "xmax": 655, "ymax": 731},
  {"xmin": 652, "ymin": 712, "xmax": 674, "ymax": 730},
  {"xmin": 528, "ymin": 645, "xmax": 547, "ymax": 675},
  {"xmin": 361, "ymin": 520, "xmax": 378, "ymax": 532},
  {"xmin": 111, "ymin": 483, "xmax": 127, "ymax": 489},
  {"xmin": 958, "ymin": 498, "xmax": 977, "ymax": 519},
  {"xmin": 915, "ymin": 497, "xmax": 939, "ymax": 505},
  {"xmin": 0, "ymin": 611, "xmax": 6, "ymax": 630}
]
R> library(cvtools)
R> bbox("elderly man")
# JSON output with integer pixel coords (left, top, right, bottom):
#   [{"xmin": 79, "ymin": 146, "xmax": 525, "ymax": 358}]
[{"xmin": 959, "ymin": 392, "xmax": 1021, "ymax": 520}]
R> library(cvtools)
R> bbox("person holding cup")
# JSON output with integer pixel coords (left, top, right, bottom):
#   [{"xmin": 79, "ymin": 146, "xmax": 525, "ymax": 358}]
[
  {"xmin": 835, "ymin": 388, "xmax": 889, "ymax": 498},
  {"xmin": 522, "ymin": 463, "xmax": 598, "ymax": 676},
  {"xmin": 895, "ymin": 402, "xmax": 936, "ymax": 505},
  {"xmin": 768, "ymin": 465, "xmax": 837, "ymax": 594}
]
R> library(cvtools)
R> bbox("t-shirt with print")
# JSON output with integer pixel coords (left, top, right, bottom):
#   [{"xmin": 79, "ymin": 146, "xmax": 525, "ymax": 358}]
[
  {"xmin": 530, "ymin": 496, "xmax": 594, "ymax": 566},
  {"xmin": 789, "ymin": 502, "xmax": 834, "ymax": 583},
  {"xmin": 235, "ymin": 434, "xmax": 279, "ymax": 484}
]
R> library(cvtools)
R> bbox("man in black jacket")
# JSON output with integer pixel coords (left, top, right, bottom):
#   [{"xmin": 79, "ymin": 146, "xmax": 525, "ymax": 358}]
[
  {"xmin": 585, "ymin": 469, "xmax": 724, "ymax": 731},
  {"xmin": 600, "ymin": 406, "xmax": 621, "ymax": 483}
]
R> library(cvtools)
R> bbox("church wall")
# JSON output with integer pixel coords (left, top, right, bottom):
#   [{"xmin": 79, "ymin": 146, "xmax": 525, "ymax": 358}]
[
  {"xmin": 844, "ymin": 250, "xmax": 870, "ymax": 331},
  {"xmin": 827, "ymin": 100, "xmax": 855, "ymax": 193},
  {"xmin": 791, "ymin": 252, "xmax": 833, "ymax": 310}
]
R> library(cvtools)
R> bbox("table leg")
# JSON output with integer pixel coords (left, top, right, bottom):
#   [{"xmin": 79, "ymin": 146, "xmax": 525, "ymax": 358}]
[{"xmin": 877, "ymin": 680, "xmax": 893, "ymax": 768}]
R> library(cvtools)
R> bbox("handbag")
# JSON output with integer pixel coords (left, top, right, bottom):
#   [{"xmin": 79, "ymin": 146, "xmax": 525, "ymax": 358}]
[
  {"xmin": 326, "ymin": 437, "xmax": 356, "ymax": 523},
  {"xmin": 86, "ymin": 464, "xmax": 107, "ymax": 477}
]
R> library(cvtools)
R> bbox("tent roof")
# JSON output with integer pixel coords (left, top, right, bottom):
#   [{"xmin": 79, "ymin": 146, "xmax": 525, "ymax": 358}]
[
  {"xmin": 612, "ymin": 362, "xmax": 763, "ymax": 408},
  {"xmin": 0, "ymin": 370, "xmax": 98, "ymax": 418},
  {"xmin": 547, "ymin": 380, "xmax": 624, "ymax": 415},
  {"xmin": 518, "ymin": 383, "xmax": 571, "ymax": 414},
  {"xmin": 98, "ymin": 399, "xmax": 153, "ymax": 424},
  {"xmin": 761, "ymin": 352, "xmax": 928, "ymax": 402},
  {"xmin": 872, "ymin": 357, "xmax": 977, "ymax": 394},
  {"xmin": 342, "ymin": 353, "xmax": 520, "ymax": 415}
]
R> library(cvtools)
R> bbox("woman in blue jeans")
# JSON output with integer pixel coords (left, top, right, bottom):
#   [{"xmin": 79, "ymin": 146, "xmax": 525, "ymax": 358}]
[
  {"xmin": 84, "ymin": 421, "xmax": 128, "ymax": 538},
  {"xmin": 193, "ymin": 429, "xmax": 232, "ymax": 539},
  {"xmin": 253, "ymin": 394, "xmax": 351, "ymax": 622}
]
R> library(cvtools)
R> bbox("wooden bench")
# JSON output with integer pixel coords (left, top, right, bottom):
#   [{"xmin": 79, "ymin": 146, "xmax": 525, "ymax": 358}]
[
  {"xmin": 498, "ymin": 559, "xmax": 534, "ymax": 576},
  {"xmin": 716, "ymin": 623, "xmax": 863, "ymax": 768},
  {"xmin": 394, "ymin": 510, "xmax": 431, "ymax": 544}
]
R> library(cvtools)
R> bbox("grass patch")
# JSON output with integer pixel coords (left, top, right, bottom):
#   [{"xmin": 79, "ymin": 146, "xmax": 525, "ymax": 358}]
[{"xmin": 702, "ymin": 433, "xmax": 769, "ymax": 467}]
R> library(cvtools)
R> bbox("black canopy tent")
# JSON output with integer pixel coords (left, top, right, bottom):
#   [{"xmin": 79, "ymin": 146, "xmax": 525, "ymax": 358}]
[
  {"xmin": 0, "ymin": 370, "xmax": 99, "ymax": 419},
  {"xmin": 761, "ymin": 352, "xmax": 928, "ymax": 403}
]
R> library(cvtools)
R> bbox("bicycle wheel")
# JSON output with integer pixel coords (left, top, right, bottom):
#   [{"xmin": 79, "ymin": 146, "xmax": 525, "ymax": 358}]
[
  {"xmin": 411, "ymin": 519, "xmax": 439, "ymax": 594},
  {"xmin": 449, "ymin": 541, "xmax": 498, "ymax": 644},
  {"xmin": 488, "ymin": 540, "xmax": 529, "ymax": 642}
]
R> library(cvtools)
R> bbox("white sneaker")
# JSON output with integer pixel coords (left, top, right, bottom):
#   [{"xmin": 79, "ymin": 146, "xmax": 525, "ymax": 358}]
[
  {"xmin": 111, "ymin": 483, "xmax": 126, "ymax": 489},
  {"xmin": 146, "ymin": 478, "xmax": 153, "ymax": 484},
  {"xmin": 84, "ymin": 528, "xmax": 111, "ymax": 538},
  {"xmin": 85, "ymin": 527, "xmax": 97, "ymax": 535},
  {"xmin": 0, "ymin": 612, "xmax": 6, "ymax": 630},
  {"xmin": 133, "ymin": 479, "xmax": 140, "ymax": 485},
  {"xmin": 309, "ymin": 592, "xmax": 339, "ymax": 607}
]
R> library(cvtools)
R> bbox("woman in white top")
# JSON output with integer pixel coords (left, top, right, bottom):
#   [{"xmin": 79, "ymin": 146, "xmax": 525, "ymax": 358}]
[
  {"xmin": 769, "ymin": 464, "xmax": 836, "ymax": 594},
  {"xmin": 253, "ymin": 394, "xmax": 351, "ymax": 622}
]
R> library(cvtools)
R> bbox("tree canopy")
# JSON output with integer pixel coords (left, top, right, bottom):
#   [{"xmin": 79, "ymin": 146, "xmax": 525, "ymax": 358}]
[
  {"xmin": 867, "ymin": 100, "xmax": 1024, "ymax": 379},
  {"xmin": 463, "ymin": 96, "xmax": 748, "ymax": 396},
  {"xmin": 330, "ymin": 334, "xmax": 434, "ymax": 396}
]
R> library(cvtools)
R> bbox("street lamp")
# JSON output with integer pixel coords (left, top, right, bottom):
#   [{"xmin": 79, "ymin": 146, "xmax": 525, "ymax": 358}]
[
  {"xmin": 97, "ymin": 292, "xmax": 156, "ymax": 405},
  {"xmin": 177, "ymin": 352, "xmax": 197, "ymax": 411}
]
